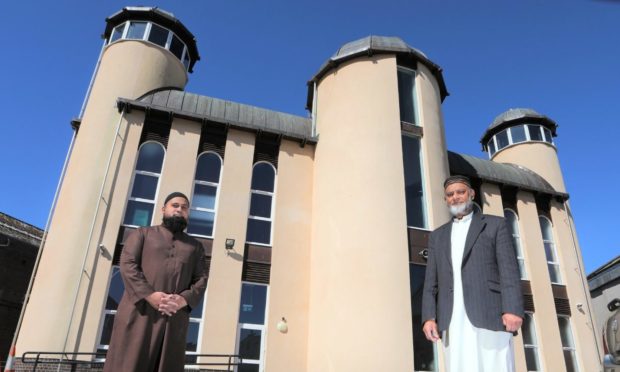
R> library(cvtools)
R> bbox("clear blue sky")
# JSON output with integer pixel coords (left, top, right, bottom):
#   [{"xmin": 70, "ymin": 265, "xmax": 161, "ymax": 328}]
[{"xmin": 1, "ymin": 0, "xmax": 618, "ymax": 273}]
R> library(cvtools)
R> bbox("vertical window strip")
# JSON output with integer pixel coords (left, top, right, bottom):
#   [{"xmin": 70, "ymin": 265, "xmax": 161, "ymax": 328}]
[
  {"xmin": 397, "ymin": 67, "xmax": 419, "ymax": 126},
  {"xmin": 504, "ymin": 209, "xmax": 527, "ymax": 279},
  {"xmin": 539, "ymin": 215, "xmax": 562, "ymax": 284},
  {"xmin": 401, "ymin": 134, "xmax": 428, "ymax": 229},
  {"xmin": 187, "ymin": 152, "xmax": 223, "ymax": 238},
  {"xmin": 123, "ymin": 141, "xmax": 165, "ymax": 228},
  {"xmin": 558, "ymin": 316, "xmax": 580, "ymax": 372},
  {"xmin": 523, "ymin": 312, "xmax": 542, "ymax": 372},
  {"xmin": 246, "ymin": 162, "xmax": 276, "ymax": 245},
  {"xmin": 236, "ymin": 282, "xmax": 269, "ymax": 372}
]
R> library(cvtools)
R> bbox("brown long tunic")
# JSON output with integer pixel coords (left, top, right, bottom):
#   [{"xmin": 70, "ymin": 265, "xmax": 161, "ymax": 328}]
[{"xmin": 104, "ymin": 225, "xmax": 208, "ymax": 372}]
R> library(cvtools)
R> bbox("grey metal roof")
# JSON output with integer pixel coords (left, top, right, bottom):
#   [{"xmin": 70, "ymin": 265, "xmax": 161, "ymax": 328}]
[
  {"xmin": 306, "ymin": 35, "xmax": 448, "ymax": 110},
  {"xmin": 480, "ymin": 108, "xmax": 557, "ymax": 145},
  {"xmin": 448, "ymin": 151, "xmax": 568, "ymax": 199},
  {"xmin": 117, "ymin": 89, "xmax": 315, "ymax": 144},
  {"xmin": 588, "ymin": 255, "xmax": 620, "ymax": 291},
  {"xmin": 104, "ymin": 7, "xmax": 200, "ymax": 72}
]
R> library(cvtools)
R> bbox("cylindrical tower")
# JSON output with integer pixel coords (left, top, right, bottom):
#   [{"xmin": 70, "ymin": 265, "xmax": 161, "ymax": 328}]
[
  {"xmin": 16, "ymin": 7, "xmax": 199, "ymax": 353},
  {"xmin": 481, "ymin": 108, "xmax": 566, "ymax": 193},
  {"xmin": 306, "ymin": 36, "xmax": 449, "ymax": 371}
]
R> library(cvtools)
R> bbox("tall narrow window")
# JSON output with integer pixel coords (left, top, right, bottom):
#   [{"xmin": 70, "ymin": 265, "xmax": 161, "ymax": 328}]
[
  {"xmin": 236, "ymin": 283, "xmax": 268, "ymax": 372},
  {"xmin": 522, "ymin": 312, "xmax": 542, "ymax": 372},
  {"xmin": 96, "ymin": 267, "xmax": 124, "ymax": 357},
  {"xmin": 410, "ymin": 264, "xmax": 437, "ymax": 371},
  {"xmin": 185, "ymin": 296, "xmax": 207, "ymax": 365},
  {"xmin": 123, "ymin": 142, "xmax": 165, "ymax": 227},
  {"xmin": 401, "ymin": 135, "xmax": 427, "ymax": 229},
  {"xmin": 539, "ymin": 216, "xmax": 562, "ymax": 284},
  {"xmin": 505, "ymin": 209, "xmax": 527, "ymax": 279},
  {"xmin": 246, "ymin": 162, "xmax": 276, "ymax": 245},
  {"xmin": 558, "ymin": 316, "xmax": 579, "ymax": 372},
  {"xmin": 397, "ymin": 67, "xmax": 418, "ymax": 125},
  {"xmin": 187, "ymin": 152, "xmax": 222, "ymax": 237}
]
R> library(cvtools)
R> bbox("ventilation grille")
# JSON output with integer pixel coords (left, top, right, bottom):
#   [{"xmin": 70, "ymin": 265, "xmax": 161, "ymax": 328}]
[{"xmin": 242, "ymin": 261, "xmax": 271, "ymax": 284}]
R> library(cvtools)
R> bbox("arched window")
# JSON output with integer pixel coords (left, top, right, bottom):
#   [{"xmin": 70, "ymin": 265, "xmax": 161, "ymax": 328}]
[
  {"xmin": 187, "ymin": 152, "xmax": 223, "ymax": 237},
  {"xmin": 123, "ymin": 141, "xmax": 165, "ymax": 227},
  {"xmin": 539, "ymin": 216, "xmax": 562, "ymax": 284},
  {"xmin": 246, "ymin": 162, "xmax": 276, "ymax": 245},
  {"xmin": 504, "ymin": 209, "xmax": 527, "ymax": 279}
]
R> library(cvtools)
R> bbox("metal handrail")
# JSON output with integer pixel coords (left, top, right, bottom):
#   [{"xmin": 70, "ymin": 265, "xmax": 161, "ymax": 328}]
[{"xmin": 20, "ymin": 351, "xmax": 243, "ymax": 371}]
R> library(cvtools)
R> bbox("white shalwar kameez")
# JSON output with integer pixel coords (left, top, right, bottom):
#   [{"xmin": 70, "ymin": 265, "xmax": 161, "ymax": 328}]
[{"xmin": 443, "ymin": 211, "xmax": 515, "ymax": 372}]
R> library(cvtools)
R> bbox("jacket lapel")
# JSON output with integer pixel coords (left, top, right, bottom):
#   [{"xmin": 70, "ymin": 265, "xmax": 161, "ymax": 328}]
[
  {"xmin": 442, "ymin": 223, "xmax": 453, "ymax": 268},
  {"xmin": 462, "ymin": 213, "xmax": 485, "ymax": 267}
]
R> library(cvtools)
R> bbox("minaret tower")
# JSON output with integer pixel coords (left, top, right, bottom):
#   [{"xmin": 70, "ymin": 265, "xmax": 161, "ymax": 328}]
[
  {"xmin": 306, "ymin": 36, "xmax": 450, "ymax": 371},
  {"xmin": 481, "ymin": 108, "xmax": 564, "ymax": 192},
  {"xmin": 16, "ymin": 7, "xmax": 199, "ymax": 354}
]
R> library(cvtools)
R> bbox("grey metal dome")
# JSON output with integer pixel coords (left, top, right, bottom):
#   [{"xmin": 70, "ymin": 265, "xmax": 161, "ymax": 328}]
[
  {"xmin": 306, "ymin": 35, "xmax": 448, "ymax": 110},
  {"xmin": 481, "ymin": 108, "xmax": 557, "ymax": 145}
]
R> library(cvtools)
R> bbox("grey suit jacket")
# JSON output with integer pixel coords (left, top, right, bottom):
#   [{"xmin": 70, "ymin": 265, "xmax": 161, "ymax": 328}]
[{"xmin": 421, "ymin": 212, "xmax": 524, "ymax": 333}]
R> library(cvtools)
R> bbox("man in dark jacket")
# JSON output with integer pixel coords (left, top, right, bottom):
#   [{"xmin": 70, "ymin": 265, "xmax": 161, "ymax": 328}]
[{"xmin": 421, "ymin": 176, "xmax": 523, "ymax": 372}]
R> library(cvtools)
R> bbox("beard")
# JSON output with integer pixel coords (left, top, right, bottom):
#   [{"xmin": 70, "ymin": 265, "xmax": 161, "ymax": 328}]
[
  {"xmin": 162, "ymin": 215, "xmax": 188, "ymax": 233},
  {"xmin": 449, "ymin": 198, "xmax": 473, "ymax": 217}
]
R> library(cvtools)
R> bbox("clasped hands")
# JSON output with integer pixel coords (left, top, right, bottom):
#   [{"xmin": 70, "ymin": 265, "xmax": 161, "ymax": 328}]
[
  {"xmin": 423, "ymin": 313, "xmax": 523, "ymax": 342},
  {"xmin": 146, "ymin": 291, "xmax": 188, "ymax": 316}
]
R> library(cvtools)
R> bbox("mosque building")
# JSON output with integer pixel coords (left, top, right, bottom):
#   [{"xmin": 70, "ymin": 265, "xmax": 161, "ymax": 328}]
[{"xmin": 12, "ymin": 6, "xmax": 602, "ymax": 372}]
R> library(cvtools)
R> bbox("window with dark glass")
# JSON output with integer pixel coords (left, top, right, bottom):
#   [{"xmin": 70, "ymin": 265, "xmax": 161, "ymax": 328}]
[
  {"xmin": 496, "ymin": 129, "xmax": 510, "ymax": 149},
  {"xmin": 401, "ymin": 135, "xmax": 427, "ymax": 229},
  {"xmin": 123, "ymin": 142, "xmax": 165, "ymax": 227},
  {"xmin": 126, "ymin": 21, "xmax": 147, "ymax": 40},
  {"xmin": 543, "ymin": 127, "xmax": 553, "ymax": 143},
  {"xmin": 236, "ymin": 283, "xmax": 268, "ymax": 372},
  {"xmin": 410, "ymin": 264, "xmax": 437, "ymax": 371},
  {"xmin": 397, "ymin": 67, "xmax": 418, "ymax": 125},
  {"xmin": 187, "ymin": 152, "xmax": 222, "ymax": 237},
  {"xmin": 246, "ymin": 162, "xmax": 276, "ymax": 245},
  {"xmin": 511, "ymin": 125, "xmax": 527, "ymax": 144},
  {"xmin": 106, "ymin": 20, "xmax": 191, "ymax": 71},
  {"xmin": 528, "ymin": 125, "xmax": 543, "ymax": 141},
  {"xmin": 148, "ymin": 23, "xmax": 169, "ymax": 47}
]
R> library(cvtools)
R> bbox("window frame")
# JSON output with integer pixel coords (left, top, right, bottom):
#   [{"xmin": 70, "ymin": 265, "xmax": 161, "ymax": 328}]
[
  {"xmin": 557, "ymin": 315, "xmax": 580, "ymax": 372},
  {"xmin": 401, "ymin": 133, "xmax": 429, "ymax": 230},
  {"xmin": 487, "ymin": 124, "xmax": 554, "ymax": 158},
  {"xmin": 106, "ymin": 20, "xmax": 191, "ymax": 71},
  {"xmin": 235, "ymin": 282, "xmax": 270, "ymax": 372},
  {"xmin": 122, "ymin": 141, "xmax": 165, "ymax": 229},
  {"xmin": 187, "ymin": 151, "xmax": 223, "ymax": 239},
  {"xmin": 539, "ymin": 215, "xmax": 562, "ymax": 285},
  {"xmin": 523, "ymin": 311, "xmax": 542, "ymax": 372},
  {"xmin": 397, "ymin": 66, "xmax": 421, "ymax": 127},
  {"xmin": 246, "ymin": 161, "xmax": 277, "ymax": 246},
  {"xmin": 504, "ymin": 208, "xmax": 527, "ymax": 279}
]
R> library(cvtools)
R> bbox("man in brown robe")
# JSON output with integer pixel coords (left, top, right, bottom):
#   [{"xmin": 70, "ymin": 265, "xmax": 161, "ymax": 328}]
[{"xmin": 104, "ymin": 192, "xmax": 208, "ymax": 372}]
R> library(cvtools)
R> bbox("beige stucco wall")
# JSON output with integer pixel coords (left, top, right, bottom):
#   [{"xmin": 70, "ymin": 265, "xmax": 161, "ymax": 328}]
[
  {"xmin": 549, "ymin": 200, "xmax": 603, "ymax": 371},
  {"xmin": 263, "ymin": 140, "xmax": 314, "ymax": 371},
  {"xmin": 480, "ymin": 183, "xmax": 503, "ymax": 216},
  {"xmin": 515, "ymin": 191, "xmax": 566, "ymax": 371},
  {"xmin": 492, "ymin": 142, "xmax": 566, "ymax": 193},
  {"xmin": 72, "ymin": 112, "xmax": 146, "ymax": 352},
  {"xmin": 308, "ymin": 55, "xmax": 414, "ymax": 371},
  {"xmin": 200, "ymin": 129, "xmax": 256, "ymax": 357},
  {"xmin": 16, "ymin": 40, "xmax": 187, "ymax": 352},
  {"xmin": 415, "ymin": 64, "xmax": 451, "ymax": 230}
]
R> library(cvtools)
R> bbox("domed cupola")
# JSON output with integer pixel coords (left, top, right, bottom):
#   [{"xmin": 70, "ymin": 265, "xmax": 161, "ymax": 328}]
[{"xmin": 480, "ymin": 108, "xmax": 557, "ymax": 158}]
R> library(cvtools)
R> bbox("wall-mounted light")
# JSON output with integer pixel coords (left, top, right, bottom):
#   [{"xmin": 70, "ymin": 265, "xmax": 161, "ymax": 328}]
[
  {"xmin": 277, "ymin": 317, "xmax": 288, "ymax": 333},
  {"xmin": 225, "ymin": 238, "xmax": 235, "ymax": 255}
]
